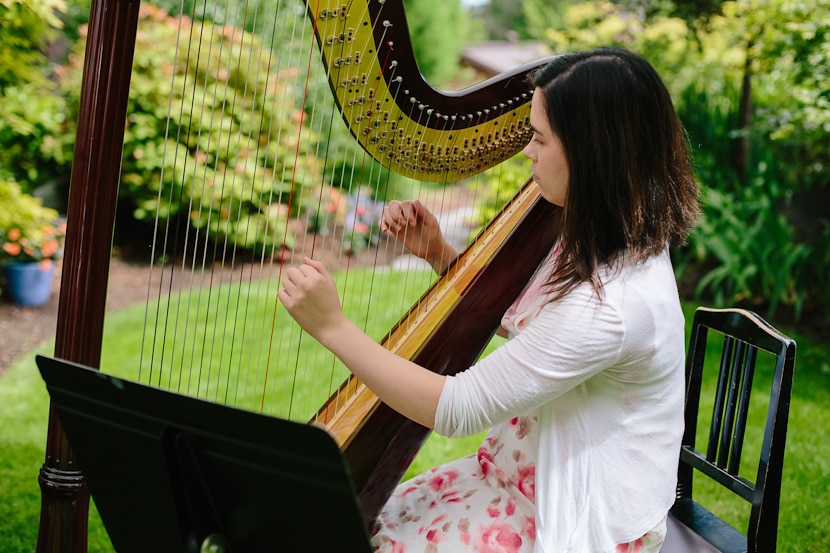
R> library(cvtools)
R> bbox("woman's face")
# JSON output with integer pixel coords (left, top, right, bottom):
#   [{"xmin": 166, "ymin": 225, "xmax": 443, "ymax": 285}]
[{"xmin": 523, "ymin": 88, "xmax": 569, "ymax": 207}]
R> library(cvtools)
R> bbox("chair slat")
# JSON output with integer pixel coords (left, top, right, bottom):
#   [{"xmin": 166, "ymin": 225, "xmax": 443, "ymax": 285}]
[
  {"xmin": 729, "ymin": 345, "xmax": 756, "ymax": 474},
  {"xmin": 707, "ymin": 337, "xmax": 733, "ymax": 463}
]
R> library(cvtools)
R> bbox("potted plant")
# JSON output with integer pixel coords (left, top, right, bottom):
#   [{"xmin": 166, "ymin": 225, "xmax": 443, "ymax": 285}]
[{"xmin": 0, "ymin": 180, "xmax": 65, "ymax": 306}]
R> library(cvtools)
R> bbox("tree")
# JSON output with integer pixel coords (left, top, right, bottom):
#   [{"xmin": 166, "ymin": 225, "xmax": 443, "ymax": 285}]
[{"xmin": 404, "ymin": 0, "xmax": 472, "ymax": 86}]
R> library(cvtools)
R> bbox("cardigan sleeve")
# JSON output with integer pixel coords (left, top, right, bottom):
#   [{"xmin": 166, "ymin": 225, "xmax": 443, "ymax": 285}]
[{"xmin": 434, "ymin": 282, "xmax": 626, "ymax": 438}]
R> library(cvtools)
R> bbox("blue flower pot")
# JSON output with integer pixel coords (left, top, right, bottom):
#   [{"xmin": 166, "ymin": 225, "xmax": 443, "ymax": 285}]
[{"xmin": 3, "ymin": 262, "xmax": 55, "ymax": 307}]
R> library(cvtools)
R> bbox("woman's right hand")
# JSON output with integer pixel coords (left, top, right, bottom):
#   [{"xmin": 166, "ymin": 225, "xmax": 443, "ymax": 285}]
[{"xmin": 381, "ymin": 200, "xmax": 458, "ymax": 273}]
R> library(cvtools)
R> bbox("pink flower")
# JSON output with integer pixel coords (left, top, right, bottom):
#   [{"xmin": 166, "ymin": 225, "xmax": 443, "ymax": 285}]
[
  {"xmin": 400, "ymin": 485, "xmax": 419, "ymax": 496},
  {"xmin": 514, "ymin": 416, "xmax": 533, "ymax": 439},
  {"xmin": 475, "ymin": 522, "xmax": 524, "ymax": 553},
  {"xmin": 522, "ymin": 516, "xmax": 536, "ymax": 541},
  {"xmin": 425, "ymin": 528, "xmax": 444, "ymax": 544},
  {"xmin": 427, "ymin": 470, "xmax": 457, "ymax": 492},
  {"xmin": 616, "ymin": 537, "xmax": 644, "ymax": 553},
  {"xmin": 386, "ymin": 538, "xmax": 408, "ymax": 553},
  {"xmin": 516, "ymin": 464, "xmax": 536, "ymax": 502},
  {"xmin": 478, "ymin": 448, "xmax": 494, "ymax": 477},
  {"xmin": 505, "ymin": 498, "xmax": 516, "ymax": 516}
]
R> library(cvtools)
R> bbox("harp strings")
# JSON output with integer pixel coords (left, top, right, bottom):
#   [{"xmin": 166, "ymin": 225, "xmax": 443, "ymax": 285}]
[{"xmin": 129, "ymin": 0, "xmax": 513, "ymax": 422}]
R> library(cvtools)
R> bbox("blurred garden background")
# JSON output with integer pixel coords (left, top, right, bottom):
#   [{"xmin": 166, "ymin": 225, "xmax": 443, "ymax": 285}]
[{"xmin": 1, "ymin": 0, "xmax": 828, "ymax": 551}]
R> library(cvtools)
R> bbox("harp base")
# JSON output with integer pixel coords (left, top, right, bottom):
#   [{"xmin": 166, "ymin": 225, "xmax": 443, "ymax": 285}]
[{"xmin": 36, "ymin": 466, "xmax": 90, "ymax": 553}]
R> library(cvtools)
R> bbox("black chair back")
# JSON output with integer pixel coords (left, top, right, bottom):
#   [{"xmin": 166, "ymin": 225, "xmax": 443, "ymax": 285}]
[{"xmin": 662, "ymin": 307, "xmax": 796, "ymax": 553}]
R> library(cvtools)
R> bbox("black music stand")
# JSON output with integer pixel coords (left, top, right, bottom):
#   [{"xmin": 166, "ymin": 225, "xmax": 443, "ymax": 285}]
[{"xmin": 36, "ymin": 355, "xmax": 373, "ymax": 553}]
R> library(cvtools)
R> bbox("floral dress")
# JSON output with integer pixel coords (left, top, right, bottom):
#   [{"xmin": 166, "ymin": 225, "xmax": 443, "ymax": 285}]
[{"xmin": 370, "ymin": 245, "xmax": 667, "ymax": 552}]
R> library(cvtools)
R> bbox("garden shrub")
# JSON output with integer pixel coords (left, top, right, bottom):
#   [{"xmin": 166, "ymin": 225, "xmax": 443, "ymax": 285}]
[
  {"xmin": 56, "ymin": 3, "xmax": 323, "ymax": 257},
  {"xmin": 530, "ymin": 0, "xmax": 829, "ymax": 320},
  {"xmin": 0, "ymin": 0, "xmax": 70, "ymax": 194}
]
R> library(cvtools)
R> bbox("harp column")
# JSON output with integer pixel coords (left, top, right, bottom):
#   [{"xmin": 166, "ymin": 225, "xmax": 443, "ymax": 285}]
[{"xmin": 36, "ymin": 1, "xmax": 141, "ymax": 552}]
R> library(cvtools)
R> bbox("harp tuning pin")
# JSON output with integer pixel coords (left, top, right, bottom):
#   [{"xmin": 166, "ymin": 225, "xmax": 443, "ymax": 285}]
[
  {"xmin": 425, "ymin": 107, "xmax": 433, "ymax": 114},
  {"xmin": 383, "ymin": 20, "xmax": 392, "ymax": 28}
]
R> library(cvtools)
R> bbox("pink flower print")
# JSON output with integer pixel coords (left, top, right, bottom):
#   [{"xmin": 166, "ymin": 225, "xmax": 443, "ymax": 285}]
[
  {"xmin": 441, "ymin": 489, "xmax": 464, "ymax": 504},
  {"xmin": 426, "ymin": 470, "xmax": 458, "ymax": 492},
  {"xmin": 425, "ymin": 528, "xmax": 444, "ymax": 544},
  {"xmin": 515, "ymin": 464, "xmax": 536, "ymax": 502},
  {"xmin": 458, "ymin": 518, "xmax": 472, "ymax": 545},
  {"xmin": 477, "ymin": 448, "xmax": 494, "ymax": 477},
  {"xmin": 475, "ymin": 522, "xmax": 524, "ymax": 553},
  {"xmin": 615, "ymin": 537, "xmax": 644, "ymax": 553},
  {"xmin": 505, "ymin": 498, "xmax": 516, "ymax": 517},
  {"xmin": 373, "ymin": 535, "xmax": 407, "ymax": 553},
  {"xmin": 522, "ymin": 516, "xmax": 536, "ymax": 541},
  {"xmin": 400, "ymin": 485, "xmax": 419, "ymax": 496},
  {"xmin": 388, "ymin": 539, "xmax": 407, "ymax": 553},
  {"xmin": 513, "ymin": 416, "xmax": 533, "ymax": 439},
  {"xmin": 428, "ymin": 515, "xmax": 449, "ymax": 528}
]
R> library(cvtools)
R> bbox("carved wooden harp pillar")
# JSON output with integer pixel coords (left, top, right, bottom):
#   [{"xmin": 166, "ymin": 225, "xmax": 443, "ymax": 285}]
[{"xmin": 37, "ymin": 0, "xmax": 556, "ymax": 551}]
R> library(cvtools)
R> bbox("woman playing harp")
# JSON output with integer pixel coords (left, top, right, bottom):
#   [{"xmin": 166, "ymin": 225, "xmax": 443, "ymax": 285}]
[{"xmin": 280, "ymin": 47, "xmax": 700, "ymax": 552}]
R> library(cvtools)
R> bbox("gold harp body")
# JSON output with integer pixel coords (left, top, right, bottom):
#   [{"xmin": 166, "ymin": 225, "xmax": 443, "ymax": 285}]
[{"xmin": 36, "ymin": 0, "xmax": 557, "ymax": 550}]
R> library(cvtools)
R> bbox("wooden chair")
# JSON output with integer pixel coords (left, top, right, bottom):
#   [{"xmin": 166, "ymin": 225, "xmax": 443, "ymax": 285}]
[{"xmin": 661, "ymin": 307, "xmax": 796, "ymax": 553}]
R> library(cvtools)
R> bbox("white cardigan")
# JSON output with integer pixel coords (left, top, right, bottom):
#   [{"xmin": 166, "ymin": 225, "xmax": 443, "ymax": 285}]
[{"xmin": 434, "ymin": 248, "xmax": 685, "ymax": 552}]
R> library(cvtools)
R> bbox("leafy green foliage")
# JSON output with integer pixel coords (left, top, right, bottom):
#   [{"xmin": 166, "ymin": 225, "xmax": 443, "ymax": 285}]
[
  {"xmin": 404, "ymin": 0, "xmax": 472, "ymax": 87},
  {"xmin": 735, "ymin": 0, "xmax": 830, "ymax": 190},
  {"xmin": 56, "ymin": 4, "xmax": 324, "ymax": 255},
  {"xmin": 0, "ymin": 83, "xmax": 68, "ymax": 189},
  {"xmin": 531, "ymin": 0, "xmax": 829, "ymax": 321},
  {"xmin": 0, "ymin": 0, "xmax": 64, "ymax": 89},
  {"xmin": 684, "ymin": 184, "xmax": 810, "ymax": 317},
  {"xmin": 0, "ymin": 0, "xmax": 69, "ymax": 191}
]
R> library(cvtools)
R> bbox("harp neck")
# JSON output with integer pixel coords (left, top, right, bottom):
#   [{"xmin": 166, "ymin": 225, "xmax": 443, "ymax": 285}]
[{"xmin": 310, "ymin": 0, "xmax": 554, "ymax": 181}]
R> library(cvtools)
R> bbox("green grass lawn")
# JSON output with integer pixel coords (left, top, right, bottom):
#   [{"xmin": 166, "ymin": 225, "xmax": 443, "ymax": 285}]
[{"xmin": 1, "ymin": 282, "xmax": 828, "ymax": 552}]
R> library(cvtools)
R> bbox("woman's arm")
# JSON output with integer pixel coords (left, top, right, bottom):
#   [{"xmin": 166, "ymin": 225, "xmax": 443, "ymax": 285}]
[{"xmin": 278, "ymin": 258, "xmax": 445, "ymax": 429}]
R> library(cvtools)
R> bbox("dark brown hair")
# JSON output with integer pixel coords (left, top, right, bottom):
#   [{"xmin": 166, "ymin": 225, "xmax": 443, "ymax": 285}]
[{"xmin": 532, "ymin": 47, "xmax": 699, "ymax": 300}]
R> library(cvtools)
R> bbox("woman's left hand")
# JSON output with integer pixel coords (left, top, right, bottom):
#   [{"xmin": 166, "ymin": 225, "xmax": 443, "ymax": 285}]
[{"xmin": 278, "ymin": 257, "xmax": 346, "ymax": 342}]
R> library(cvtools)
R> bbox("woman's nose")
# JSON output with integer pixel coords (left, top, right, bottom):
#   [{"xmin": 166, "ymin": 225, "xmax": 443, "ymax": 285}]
[{"xmin": 522, "ymin": 142, "xmax": 534, "ymax": 160}]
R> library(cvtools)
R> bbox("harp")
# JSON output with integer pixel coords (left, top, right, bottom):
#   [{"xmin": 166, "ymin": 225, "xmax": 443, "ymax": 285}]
[{"xmin": 36, "ymin": 0, "xmax": 557, "ymax": 551}]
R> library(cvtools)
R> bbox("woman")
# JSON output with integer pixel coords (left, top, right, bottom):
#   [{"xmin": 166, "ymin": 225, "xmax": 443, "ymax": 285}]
[{"xmin": 279, "ymin": 47, "xmax": 699, "ymax": 552}]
